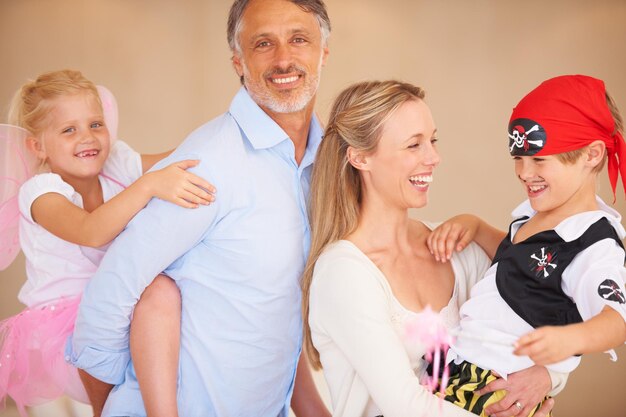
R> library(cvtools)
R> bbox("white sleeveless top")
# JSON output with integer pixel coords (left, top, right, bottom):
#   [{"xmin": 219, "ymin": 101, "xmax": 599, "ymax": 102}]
[{"xmin": 17, "ymin": 140, "xmax": 142, "ymax": 308}]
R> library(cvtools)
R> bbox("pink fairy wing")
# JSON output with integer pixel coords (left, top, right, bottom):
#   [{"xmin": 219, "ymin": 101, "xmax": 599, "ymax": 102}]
[
  {"xmin": 97, "ymin": 85, "xmax": 118, "ymax": 144},
  {"xmin": 0, "ymin": 124, "xmax": 37, "ymax": 270}
]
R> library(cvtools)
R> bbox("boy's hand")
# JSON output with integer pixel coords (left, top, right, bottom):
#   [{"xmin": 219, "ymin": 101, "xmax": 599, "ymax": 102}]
[
  {"xmin": 514, "ymin": 326, "xmax": 581, "ymax": 365},
  {"xmin": 148, "ymin": 160, "xmax": 216, "ymax": 208},
  {"xmin": 426, "ymin": 214, "xmax": 481, "ymax": 262}
]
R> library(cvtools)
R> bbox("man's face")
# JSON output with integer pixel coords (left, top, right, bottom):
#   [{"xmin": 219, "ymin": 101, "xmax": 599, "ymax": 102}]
[{"xmin": 232, "ymin": 0, "xmax": 329, "ymax": 115}]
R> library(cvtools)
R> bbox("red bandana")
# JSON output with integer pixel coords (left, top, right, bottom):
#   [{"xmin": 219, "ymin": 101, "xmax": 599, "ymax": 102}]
[{"xmin": 508, "ymin": 75, "xmax": 626, "ymax": 200}]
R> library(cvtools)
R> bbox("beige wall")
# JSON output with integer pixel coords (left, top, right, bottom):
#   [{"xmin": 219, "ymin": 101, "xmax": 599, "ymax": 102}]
[{"xmin": 1, "ymin": 1, "xmax": 625, "ymax": 415}]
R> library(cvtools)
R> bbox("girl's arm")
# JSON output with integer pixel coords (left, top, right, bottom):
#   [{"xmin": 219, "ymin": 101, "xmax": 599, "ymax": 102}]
[
  {"xmin": 31, "ymin": 159, "xmax": 215, "ymax": 247},
  {"xmin": 427, "ymin": 214, "xmax": 505, "ymax": 262}
]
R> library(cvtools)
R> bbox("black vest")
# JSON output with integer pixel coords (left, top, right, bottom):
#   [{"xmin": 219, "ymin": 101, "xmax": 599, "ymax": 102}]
[{"xmin": 493, "ymin": 217, "xmax": 624, "ymax": 329}]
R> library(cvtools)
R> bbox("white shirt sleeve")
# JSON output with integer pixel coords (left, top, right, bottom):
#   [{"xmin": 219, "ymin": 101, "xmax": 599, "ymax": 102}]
[
  {"xmin": 452, "ymin": 240, "xmax": 570, "ymax": 396},
  {"xmin": 18, "ymin": 173, "xmax": 77, "ymax": 222},
  {"xmin": 310, "ymin": 253, "xmax": 474, "ymax": 417},
  {"xmin": 101, "ymin": 140, "xmax": 143, "ymax": 186},
  {"xmin": 452, "ymin": 242, "xmax": 492, "ymax": 306},
  {"xmin": 562, "ymin": 239, "xmax": 626, "ymax": 326}
]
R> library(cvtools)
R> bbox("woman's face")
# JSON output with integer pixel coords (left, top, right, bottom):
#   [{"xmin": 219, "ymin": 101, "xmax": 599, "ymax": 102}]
[{"xmin": 360, "ymin": 99, "xmax": 440, "ymax": 210}]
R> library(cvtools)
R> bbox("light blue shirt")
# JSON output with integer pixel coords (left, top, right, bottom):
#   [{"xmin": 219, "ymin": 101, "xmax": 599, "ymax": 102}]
[{"xmin": 68, "ymin": 87, "xmax": 323, "ymax": 417}]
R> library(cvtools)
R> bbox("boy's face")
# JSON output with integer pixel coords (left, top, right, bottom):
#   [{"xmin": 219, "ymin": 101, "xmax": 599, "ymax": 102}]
[{"xmin": 514, "ymin": 154, "xmax": 595, "ymax": 216}]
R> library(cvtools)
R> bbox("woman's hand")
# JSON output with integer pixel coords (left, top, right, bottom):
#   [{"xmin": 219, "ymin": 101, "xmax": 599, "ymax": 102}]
[
  {"xmin": 476, "ymin": 365, "xmax": 554, "ymax": 417},
  {"xmin": 427, "ymin": 214, "xmax": 481, "ymax": 262},
  {"xmin": 146, "ymin": 159, "xmax": 216, "ymax": 208}
]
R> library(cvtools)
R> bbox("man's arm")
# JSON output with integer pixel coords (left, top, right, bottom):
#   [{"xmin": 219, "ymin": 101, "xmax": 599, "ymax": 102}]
[
  {"xmin": 68, "ymin": 156, "xmax": 218, "ymax": 384},
  {"xmin": 290, "ymin": 353, "xmax": 330, "ymax": 417}
]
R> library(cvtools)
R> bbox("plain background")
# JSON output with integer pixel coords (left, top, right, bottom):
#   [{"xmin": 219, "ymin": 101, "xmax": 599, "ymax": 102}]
[{"xmin": 1, "ymin": 1, "xmax": 625, "ymax": 416}]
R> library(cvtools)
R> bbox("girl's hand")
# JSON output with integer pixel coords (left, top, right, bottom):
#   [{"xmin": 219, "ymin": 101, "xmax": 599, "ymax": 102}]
[
  {"xmin": 147, "ymin": 160, "xmax": 216, "ymax": 208},
  {"xmin": 426, "ymin": 214, "xmax": 481, "ymax": 262},
  {"xmin": 476, "ymin": 365, "xmax": 554, "ymax": 417}
]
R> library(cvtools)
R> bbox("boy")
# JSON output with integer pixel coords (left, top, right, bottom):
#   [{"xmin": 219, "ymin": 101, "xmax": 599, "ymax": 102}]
[{"xmin": 430, "ymin": 75, "xmax": 626, "ymax": 417}]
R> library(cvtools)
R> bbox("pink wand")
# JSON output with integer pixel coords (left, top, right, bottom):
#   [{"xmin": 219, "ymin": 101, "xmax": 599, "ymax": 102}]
[{"xmin": 405, "ymin": 306, "xmax": 454, "ymax": 395}]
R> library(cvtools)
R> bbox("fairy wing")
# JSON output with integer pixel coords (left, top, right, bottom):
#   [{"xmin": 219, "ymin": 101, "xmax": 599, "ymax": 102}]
[
  {"xmin": 97, "ymin": 85, "xmax": 119, "ymax": 144},
  {"xmin": 0, "ymin": 124, "xmax": 37, "ymax": 270}
]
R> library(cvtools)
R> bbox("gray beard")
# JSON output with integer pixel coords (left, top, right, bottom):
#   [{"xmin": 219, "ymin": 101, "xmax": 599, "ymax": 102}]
[{"xmin": 244, "ymin": 74, "xmax": 320, "ymax": 114}]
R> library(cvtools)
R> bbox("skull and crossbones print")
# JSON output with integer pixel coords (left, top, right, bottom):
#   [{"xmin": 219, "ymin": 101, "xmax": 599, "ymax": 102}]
[
  {"xmin": 598, "ymin": 279, "xmax": 626, "ymax": 304},
  {"xmin": 509, "ymin": 125, "xmax": 544, "ymax": 152},
  {"xmin": 530, "ymin": 247, "xmax": 558, "ymax": 278},
  {"xmin": 508, "ymin": 118, "xmax": 547, "ymax": 156}
]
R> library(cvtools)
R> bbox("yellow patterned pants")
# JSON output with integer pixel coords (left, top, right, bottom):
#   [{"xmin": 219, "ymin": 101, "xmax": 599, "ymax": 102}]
[{"xmin": 443, "ymin": 361, "xmax": 550, "ymax": 417}]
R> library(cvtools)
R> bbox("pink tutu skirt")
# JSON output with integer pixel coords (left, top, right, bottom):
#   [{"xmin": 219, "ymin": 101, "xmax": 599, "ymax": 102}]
[{"xmin": 0, "ymin": 296, "xmax": 88, "ymax": 416}]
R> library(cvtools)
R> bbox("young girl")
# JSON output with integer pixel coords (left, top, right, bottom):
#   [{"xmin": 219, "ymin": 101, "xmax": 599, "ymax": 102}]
[{"xmin": 0, "ymin": 69, "xmax": 214, "ymax": 417}]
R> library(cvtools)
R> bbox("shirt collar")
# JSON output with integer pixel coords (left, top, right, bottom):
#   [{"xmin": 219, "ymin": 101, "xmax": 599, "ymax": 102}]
[
  {"xmin": 300, "ymin": 113, "xmax": 324, "ymax": 169},
  {"xmin": 511, "ymin": 195, "xmax": 625, "ymax": 241},
  {"xmin": 228, "ymin": 87, "xmax": 323, "ymax": 154},
  {"xmin": 228, "ymin": 87, "xmax": 290, "ymax": 149}
]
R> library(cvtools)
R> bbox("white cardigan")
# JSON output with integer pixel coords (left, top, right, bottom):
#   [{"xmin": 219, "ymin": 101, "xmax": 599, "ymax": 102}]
[{"xmin": 309, "ymin": 238, "xmax": 490, "ymax": 417}]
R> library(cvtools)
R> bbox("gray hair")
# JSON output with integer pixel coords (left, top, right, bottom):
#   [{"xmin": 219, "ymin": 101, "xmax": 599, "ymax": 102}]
[{"xmin": 227, "ymin": 0, "xmax": 331, "ymax": 53}]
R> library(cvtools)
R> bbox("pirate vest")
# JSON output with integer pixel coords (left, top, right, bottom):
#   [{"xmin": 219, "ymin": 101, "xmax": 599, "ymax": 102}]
[{"xmin": 493, "ymin": 216, "xmax": 625, "ymax": 329}]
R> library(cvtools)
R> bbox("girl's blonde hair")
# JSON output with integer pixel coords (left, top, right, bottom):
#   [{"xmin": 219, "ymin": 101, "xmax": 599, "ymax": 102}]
[
  {"xmin": 302, "ymin": 80, "xmax": 425, "ymax": 369},
  {"xmin": 8, "ymin": 69, "xmax": 101, "ymax": 137}
]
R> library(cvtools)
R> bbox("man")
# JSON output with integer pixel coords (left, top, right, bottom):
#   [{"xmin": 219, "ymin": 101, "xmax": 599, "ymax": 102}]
[{"xmin": 68, "ymin": 0, "xmax": 331, "ymax": 416}]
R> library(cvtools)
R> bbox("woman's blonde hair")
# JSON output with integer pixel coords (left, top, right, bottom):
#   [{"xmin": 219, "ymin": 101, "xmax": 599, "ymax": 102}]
[
  {"xmin": 8, "ymin": 69, "xmax": 101, "ymax": 137},
  {"xmin": 302, "ymin": 80, "xmax": 425, "ymax": 369}
]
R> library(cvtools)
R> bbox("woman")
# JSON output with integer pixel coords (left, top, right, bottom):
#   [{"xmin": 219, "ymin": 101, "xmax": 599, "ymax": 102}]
[{"xmin": 302, "ymin": 80, "xmax": 560, "ymax": 417}]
